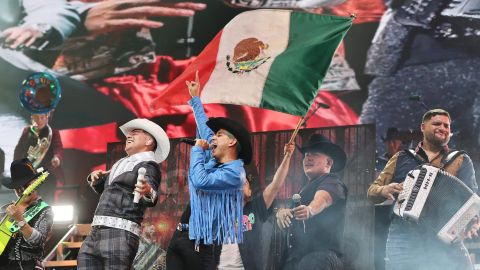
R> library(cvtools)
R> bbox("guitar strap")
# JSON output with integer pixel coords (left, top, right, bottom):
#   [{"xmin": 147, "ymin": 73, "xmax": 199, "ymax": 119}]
[{"xmin": 7, "ymin": 201, "xmax": 49, "ymax": 233}]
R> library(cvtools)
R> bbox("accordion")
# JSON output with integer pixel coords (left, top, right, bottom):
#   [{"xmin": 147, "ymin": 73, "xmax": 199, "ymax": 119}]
[
  {"xmin": 441, "ymin": 0, "xmax": 480, "ymax": 19},
  {"xmin": 393, "ymin": 165, "xmax": 480, "ymax": 244}
]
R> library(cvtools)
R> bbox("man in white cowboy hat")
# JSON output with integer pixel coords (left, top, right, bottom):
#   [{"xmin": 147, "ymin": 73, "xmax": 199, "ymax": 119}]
[
  {"xmin": 276, "ymin": 134, "xmax": 348, "ymax": 270},
  {"xmin": 77, "ymin": 118, "xmax": 170, "ymax": 270}
]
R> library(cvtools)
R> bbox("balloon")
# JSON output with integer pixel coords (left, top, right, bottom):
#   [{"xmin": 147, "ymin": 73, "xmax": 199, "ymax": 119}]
[{"xmin": 19, "ymin": 72, "xmax": 61, "ymax": 114}]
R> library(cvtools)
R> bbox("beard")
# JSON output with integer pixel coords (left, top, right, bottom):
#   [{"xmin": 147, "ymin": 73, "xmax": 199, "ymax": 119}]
[{"xmin": 425, "ymin": 132, "xmax": 450, "ymax": 147}]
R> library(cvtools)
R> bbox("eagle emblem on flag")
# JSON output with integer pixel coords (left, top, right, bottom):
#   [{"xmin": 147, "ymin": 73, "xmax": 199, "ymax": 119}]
[{"xmin": 226, "ymin": 37, "xmax": 270, "ymax": 73}]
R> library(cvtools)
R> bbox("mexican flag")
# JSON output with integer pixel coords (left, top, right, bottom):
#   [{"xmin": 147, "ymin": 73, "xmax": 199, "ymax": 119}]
[{"xmin": 150, "ymin": 10, "xmax": 352, "ymax": 116}]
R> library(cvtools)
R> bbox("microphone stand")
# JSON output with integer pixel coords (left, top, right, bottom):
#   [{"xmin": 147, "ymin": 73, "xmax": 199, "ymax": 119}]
[
  {"xmin": 417, "ymin": 100, "xmax": 429, "ymax": 111},
  {"xmin": 409, "ymin": 95, "xmax": 430, "ymax": 111}
]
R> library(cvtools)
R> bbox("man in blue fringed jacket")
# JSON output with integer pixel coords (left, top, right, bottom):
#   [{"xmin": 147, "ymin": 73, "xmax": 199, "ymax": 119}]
[{"xmin": 166, "ymin": 71, "xmax": 252, "ymax": 270}]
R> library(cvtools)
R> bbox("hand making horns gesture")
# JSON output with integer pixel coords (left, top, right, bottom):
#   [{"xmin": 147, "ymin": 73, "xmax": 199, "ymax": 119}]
[{"xmin": 186, "ymin": 70, "xmax": 200, "ymax": 97}]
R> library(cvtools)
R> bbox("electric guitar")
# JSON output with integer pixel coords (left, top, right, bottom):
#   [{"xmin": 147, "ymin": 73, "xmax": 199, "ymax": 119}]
[{"xmin": 0, "ymin": 171, "xmax": 49, "ymax": 255}]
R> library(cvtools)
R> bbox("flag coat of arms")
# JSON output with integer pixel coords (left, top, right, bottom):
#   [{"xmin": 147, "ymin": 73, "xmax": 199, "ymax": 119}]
[{"xmin": 151, "ymin": 10, "xmax": 353, "ymax": 116}]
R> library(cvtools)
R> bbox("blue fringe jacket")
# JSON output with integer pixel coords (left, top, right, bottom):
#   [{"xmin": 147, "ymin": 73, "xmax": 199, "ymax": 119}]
[{"xmin": 188, "ymin": 97, "xmax": 245, "ymax": 246}]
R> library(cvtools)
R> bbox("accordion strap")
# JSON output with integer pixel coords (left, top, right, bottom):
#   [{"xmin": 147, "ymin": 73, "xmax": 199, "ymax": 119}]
[
  {"xmin": 440, "ymin": 150, "xmax": 465, "ymax": 168},
  {"xmin": 406, "ymin": 149, "xmax": 425, "ymax": 164},
  {"xmin": 406, "ymin": 149, "xmax": 465, "ymax": 169}
]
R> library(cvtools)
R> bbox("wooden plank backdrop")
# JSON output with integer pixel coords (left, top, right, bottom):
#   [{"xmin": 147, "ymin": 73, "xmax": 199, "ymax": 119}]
[{"xmin": 106, "ymin": 124, "xmax": 376, "ymax": 270}]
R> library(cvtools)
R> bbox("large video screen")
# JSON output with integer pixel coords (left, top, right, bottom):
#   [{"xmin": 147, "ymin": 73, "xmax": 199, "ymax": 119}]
[{"xmin": 0, "ymin": 0, "xmax": 479, "ymax": 261}]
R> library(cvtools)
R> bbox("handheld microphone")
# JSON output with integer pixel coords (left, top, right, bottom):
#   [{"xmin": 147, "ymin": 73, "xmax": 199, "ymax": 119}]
[
  {"xmin": 133, "ymin": 167, "xmax": 146, "ymax": 204},
  {"xmin": 292, "ymin": 193, "xmax": 306, "ymax": 232},
  {"xmin": 292, "ymin": 194, "xmax": 302, "ymax": 207},
  {"xmin": 180, "ymin": 138, "xmax": 214, "ymax": 149}
]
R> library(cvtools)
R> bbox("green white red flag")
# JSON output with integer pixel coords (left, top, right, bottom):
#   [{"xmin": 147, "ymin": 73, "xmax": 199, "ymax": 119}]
[{"xmin": 151, "ymin": 10, "xmax": 353, "ymax": 116}]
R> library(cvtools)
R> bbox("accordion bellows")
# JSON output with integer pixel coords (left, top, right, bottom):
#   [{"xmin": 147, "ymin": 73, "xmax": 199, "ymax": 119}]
[{"xmin": 394, "ymin": 165, "xmax": 480, "ymax": 244}]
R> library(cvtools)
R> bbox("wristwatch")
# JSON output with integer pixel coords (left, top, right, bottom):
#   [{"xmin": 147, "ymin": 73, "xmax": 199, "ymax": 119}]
[{"xmin": 17, "ymin": 220, "xmax": 27, "ymax": 228}]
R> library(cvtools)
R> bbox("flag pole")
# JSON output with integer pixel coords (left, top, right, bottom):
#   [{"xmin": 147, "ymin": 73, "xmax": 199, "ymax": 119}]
[{"xmin": 288, "ymin": 117, "xmax": 305, "ymax": 145}]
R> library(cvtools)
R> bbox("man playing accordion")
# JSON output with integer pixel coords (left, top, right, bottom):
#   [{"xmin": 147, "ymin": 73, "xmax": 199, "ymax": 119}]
[{"xmin": 368, "ymin": 109, "xmax": 480, "ymax": 270}]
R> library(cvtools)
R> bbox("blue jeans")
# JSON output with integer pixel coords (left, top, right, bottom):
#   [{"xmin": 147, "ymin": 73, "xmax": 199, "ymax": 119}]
[{"xmin": 385, "ymin": 218, "xmax": 473, "ymax": 270}]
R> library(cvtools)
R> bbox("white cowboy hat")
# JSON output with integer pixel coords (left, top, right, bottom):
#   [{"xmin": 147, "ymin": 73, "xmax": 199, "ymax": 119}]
[{"xmin": 120, "ymin": 118, "xmax": 170, "ymax": 163}]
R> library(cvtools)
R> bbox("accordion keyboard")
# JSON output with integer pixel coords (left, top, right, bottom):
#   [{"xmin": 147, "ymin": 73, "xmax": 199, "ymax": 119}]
[
  {"xmin": 394, "ymin": 164, "xmax": 480, "ymax": 244},
  {"xmin": 404, "ymin": 167, "xmax": 428, "ymax": 212}
]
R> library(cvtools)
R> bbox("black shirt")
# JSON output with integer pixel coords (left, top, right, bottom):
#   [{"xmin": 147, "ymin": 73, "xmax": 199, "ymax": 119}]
[
  {"xmin": 287, "ymin": 174, "xmax": 347, "ymax": 262},
  {"xmin": 238, "ymin": 193, "xmax": 270, "ymax": 270}
]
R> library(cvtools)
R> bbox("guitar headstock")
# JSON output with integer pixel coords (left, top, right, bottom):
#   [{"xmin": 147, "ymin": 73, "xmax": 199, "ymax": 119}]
[{"xmin": 21, "ymin": 171, "xmax": 49, "ymax": 199}]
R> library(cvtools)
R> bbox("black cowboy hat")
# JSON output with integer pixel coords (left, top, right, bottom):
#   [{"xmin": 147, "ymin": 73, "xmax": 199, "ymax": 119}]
[
  {"xmin": 381, "ymin": 127, "xmax": 401, "ymax": 142},
  {"xmin": 206, "ymin": 117, "xmax": 252, "ymax": 165},
  {"xmin": 1, "ymin": 158, "xmax": 42, "ymax": 189},
  {"xmin": 299, "ymin": 134, "xmax": 347, "ymax": 172}
]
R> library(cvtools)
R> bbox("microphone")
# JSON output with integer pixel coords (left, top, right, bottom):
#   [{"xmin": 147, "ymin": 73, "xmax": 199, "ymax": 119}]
[
  {"xmin": 292, "ymin": 193, "xmax": 306, "ymax": 232},
  {"xmin": 180, "ymin": 138, "xmax": 196, "ymax": 146},
  {"xmin": 292, "ymin": 194, "xmax": 302, "ymax": 208},
  {"xmin": 408, "ymin": 94, "xmax": 429, "ymax": 111},
  {"xmin": 180, "ymin": 138, "xmax": 214, "ymax": 149},
  {"xmin": 408, "ymin": 94, "xmax": 421, "ymax": 101},
  {"xmin": 133, "ymin": 167, "xmax": 147, "ymax": 204}
]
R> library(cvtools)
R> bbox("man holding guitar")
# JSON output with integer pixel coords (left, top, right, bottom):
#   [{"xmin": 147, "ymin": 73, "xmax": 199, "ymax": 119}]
[{"xmin": 0, "ymin": 158, "xmax": 53, "ymax": 270}]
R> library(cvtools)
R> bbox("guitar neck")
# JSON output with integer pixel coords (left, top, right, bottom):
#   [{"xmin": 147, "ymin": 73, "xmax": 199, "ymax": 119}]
[
  {"xmin": 0, "ymin": 172, "xmax": 49, "ymax": 225},
  {"xmin": 16, "ymin": 172, "xmax": 49, "ymax": 206}
]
